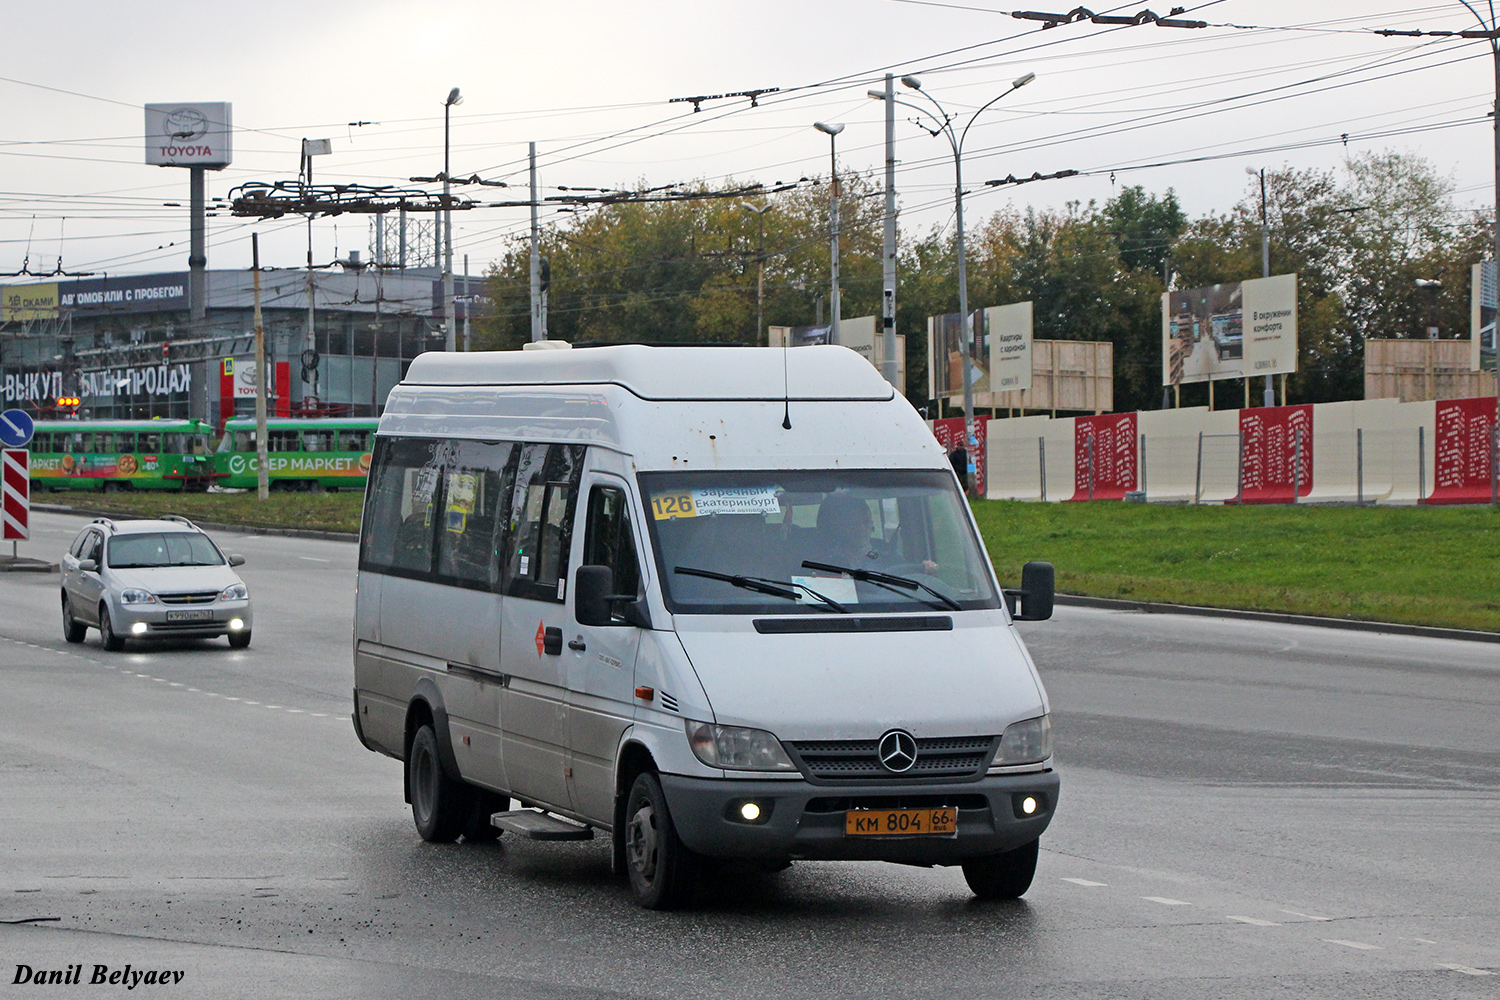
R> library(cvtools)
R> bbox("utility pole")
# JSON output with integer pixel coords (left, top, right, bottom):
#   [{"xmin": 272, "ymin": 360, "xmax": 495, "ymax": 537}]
[
  {"xmin": 529, "ymin": 142, "xmax": 545, "ymax": 341},
  {"xmin": 251, "ymin": 233, "xmax": 269, "ymax": 502},
  {"xmin": 442, "ymin": 87, "xmax": 462, "ymax": 352},
  {"xmin": 463, "ymin": 253, "xmax": 471, "ymax": 352},
  {"xmin": 814, "ymin": 122, "xmax": 844, "ymax": 346},
  {"xmin": 872, "ymin": 74, "xmax": 899, "ymax": 389},
  {"xmin": 742, "ymin": 203, "xmax": 773, "ymax": 345},
  {"xmin": 1253, "ymin": 167, "xmax": 1274, "ymax": 407}
]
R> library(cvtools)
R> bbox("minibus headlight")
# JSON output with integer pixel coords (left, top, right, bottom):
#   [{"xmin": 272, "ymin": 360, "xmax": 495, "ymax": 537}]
[
  {"xmin": 219, "ymin": 583, "xmax": 248, "ymax": 601},
  {"xmin": 685, "ymin": 721, "xmax": 796, "ymax": 771},
  {"xmin": 120, "ymin": 589, "xmax": 156, "ymax": 605},
  {"xmin": 993, "ymin": 715, "xmax": 1052, "ymax": 767}
]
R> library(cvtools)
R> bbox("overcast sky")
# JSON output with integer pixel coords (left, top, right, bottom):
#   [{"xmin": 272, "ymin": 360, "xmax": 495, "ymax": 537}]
[{"xmin": 2, "ymin": 1, "xmax": 1496, "ymax": 283}]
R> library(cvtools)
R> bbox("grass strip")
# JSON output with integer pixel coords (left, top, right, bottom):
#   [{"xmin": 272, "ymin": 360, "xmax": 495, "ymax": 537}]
[
  {"xmin": 973, "ymin": 500, "xmax": 1500, "ymax": 634},
  {"xmin": 36, "ymin": 490, "xmax": 366, "ymax": 535}
]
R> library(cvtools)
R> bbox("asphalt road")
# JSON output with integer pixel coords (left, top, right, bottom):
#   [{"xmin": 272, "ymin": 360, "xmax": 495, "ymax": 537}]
[{"xmin": 1, "ymin": 510, "xmax": 1496, "ymax": 999}]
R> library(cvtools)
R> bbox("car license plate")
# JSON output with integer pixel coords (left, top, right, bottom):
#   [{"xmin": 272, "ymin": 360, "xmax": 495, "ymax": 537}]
[
  {"xmin": 165, "ymin": 609, "xmax": 213, "ymax": 622},
  {"xmin": 845, "ymin": 808, "xmax": 957, "ymax": 836}
]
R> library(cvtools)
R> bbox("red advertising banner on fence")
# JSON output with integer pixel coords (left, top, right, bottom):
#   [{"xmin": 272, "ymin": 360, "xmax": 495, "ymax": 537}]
[
  {"xmin": 932, "ymin": 415, "xmax": 989, "ymax": 495},
  {"xmin": 1428, "ymin": 396, "xmax": 1497, "ymax": 505},
  {"xmin": 1238, "ymin": 404, "xmax": 1313, "ymax": 503},
  {"xmin": 1071, "ymin": 412, "xmax": 1137, "ymax": 501}
]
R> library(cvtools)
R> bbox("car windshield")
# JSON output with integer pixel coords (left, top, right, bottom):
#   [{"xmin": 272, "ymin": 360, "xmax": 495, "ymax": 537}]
[
  {"xmin": 640, "ymin": 469, "xmax": 999, "ymax": 614},
  {"xmin": 107, "ymin": 532, "xmax": 224, "ymax": 569}
]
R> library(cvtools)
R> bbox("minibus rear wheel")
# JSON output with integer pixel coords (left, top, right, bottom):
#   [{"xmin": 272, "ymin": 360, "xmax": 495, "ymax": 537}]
[
  {"xmin": 408, "ymin": 724, "xmax": 471, "ymax": 843},
  {"xmin": 961, "ymin": 839, "xmax": 1039, "ymax": 900},
  {"xmin": 623, "ymin": 772, "xmax": 699, "ymax": 909}
]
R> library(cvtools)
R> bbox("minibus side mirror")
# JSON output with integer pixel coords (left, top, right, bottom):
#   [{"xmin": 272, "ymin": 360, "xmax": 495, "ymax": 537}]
[
  {"xmin": 575, "ymin": 565, "xmax": 650, "ymax": 629},
  {"xmin": 1004, "ymin": 561, "xmax": 1055, "ymax": 622}
]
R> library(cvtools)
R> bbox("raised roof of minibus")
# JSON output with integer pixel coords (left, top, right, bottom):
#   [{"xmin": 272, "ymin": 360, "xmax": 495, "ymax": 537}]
[
  {"xmin": 401, "ymin": 344, "xmax": 894, "ymax": 401},
  {"xmin": 386, "ymin": 344, "xmax": 944, "ymax": 471}
]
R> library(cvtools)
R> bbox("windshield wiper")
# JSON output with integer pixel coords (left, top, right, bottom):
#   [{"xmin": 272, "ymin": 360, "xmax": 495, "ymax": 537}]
[
  {"xmin": 800, "ymin": 560, "xmax": 962, "ymax": 612},
  {"xmin": 674, "ymin": 566, "xmax": 848, "ymax": 613}
]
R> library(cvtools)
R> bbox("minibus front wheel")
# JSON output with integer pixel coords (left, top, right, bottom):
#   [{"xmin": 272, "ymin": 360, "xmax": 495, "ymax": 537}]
[
  {"xmin": 623, "ymin": 772, "xmax": 699, "ymax": 910},
  {"xmin": 961, "ymin": 839, "xmax": 1039, "ymax": 900}
]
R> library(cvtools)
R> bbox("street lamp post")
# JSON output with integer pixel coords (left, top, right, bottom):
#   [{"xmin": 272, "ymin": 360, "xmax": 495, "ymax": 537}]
[
  {"xmin": 813, "ymin": 122, "xmax": 844, "ymax": 345},
  {"xmin": 1246, "ymin": 166, "xmax": 1275, "ymax": 406},
  {"xmin": 899, "ymin": 72, "xmax": 1034, "ymax": 477},
  {"xmin": 443, "ymin": 87, "xmax": 462, "ymax": 352},
  {"xmin": 742, "ymin": 202, "xmax": 773, "ymax": 345}
]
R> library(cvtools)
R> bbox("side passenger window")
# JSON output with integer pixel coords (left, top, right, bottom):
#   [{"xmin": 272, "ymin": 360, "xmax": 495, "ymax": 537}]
[
  {"xmin": 583, "ymin": 486, "xmax": 641, "ymax": 616},
  {"xmin": 436, "ymin": 440, "xmax": 515, "ymax": 591},
  {"xmin": 506, "ymin": 444, "xmax": 584, "ymax": 603},
  {"xmin": 360, "ymin": 438, "xmax": 442, "ymax": 576},
  {"xmin": 85, "ymin": 533, "xmax": 103, "ymax": 565}
]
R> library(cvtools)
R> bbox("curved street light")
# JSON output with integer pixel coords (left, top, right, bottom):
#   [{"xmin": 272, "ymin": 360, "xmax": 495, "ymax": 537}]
[
  {"xmin": 813, "ymin": 121, "xmax": 845, "ymax": 345},
  {"xmin": 898, "ymin": 73, "xmax": 1034, "ymax": 482},
  {"xmin": 443, "ymin": 87, "xmax": 463, "ymax": 352}
]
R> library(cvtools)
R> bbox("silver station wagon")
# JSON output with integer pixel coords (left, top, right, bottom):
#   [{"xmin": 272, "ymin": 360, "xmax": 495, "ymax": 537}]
[{"xmin": 61, "ymin": 516, "xmax": 253, "ymax": 650}]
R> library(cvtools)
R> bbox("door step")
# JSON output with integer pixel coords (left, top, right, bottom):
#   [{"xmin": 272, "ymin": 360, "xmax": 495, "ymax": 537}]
[{"xmin": 491, "ymin": 809, "xmax": 595, "ymax": 841}]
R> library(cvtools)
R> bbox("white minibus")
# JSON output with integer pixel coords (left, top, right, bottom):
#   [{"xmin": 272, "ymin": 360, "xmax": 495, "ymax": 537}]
[{"xmin": 352, "ymin": 343, "xmax": 1058, "ymax": 909}]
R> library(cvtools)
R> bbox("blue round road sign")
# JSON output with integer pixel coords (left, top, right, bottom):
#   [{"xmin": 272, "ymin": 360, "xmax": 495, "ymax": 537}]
[{"xmin": 0, "ymin": 409, "xmax": 35, "ymax": 448}]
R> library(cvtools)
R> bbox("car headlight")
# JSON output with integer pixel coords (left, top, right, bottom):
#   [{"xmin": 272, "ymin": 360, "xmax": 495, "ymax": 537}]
[
  {"xmin": 686, "ymin": 721, "xmax": 796, "ymax": 771},
  {"xmin": 120, "ymin": 589, "xmax": 156, "ymax": 605},
  {"xmin": 994, "ymin": 715, "xmax": 1052, "ymax": 767},
  {"xmin": 219, "ymin": 583, "xmax": 248, "ymax": 601}
]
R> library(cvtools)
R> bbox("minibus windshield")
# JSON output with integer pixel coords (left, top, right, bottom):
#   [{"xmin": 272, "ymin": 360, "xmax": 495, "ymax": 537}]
[{"xmin": 640, "ymin": 469, "xmax": 999, "ymax": 614}]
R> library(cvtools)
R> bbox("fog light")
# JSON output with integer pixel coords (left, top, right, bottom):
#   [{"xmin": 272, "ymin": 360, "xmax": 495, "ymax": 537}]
[
  {"xmin": 1021, "ymin": 796, "xmax": 1038, "ymax": 815},
  {"xmin": 130, "ymin": 622, "xmax": 148, "ymax": 635},
  {"xmin": 229, "ymin": 618, "xmax": 245, "ymax": 631},
  {"xmin": 740, "ymin": 802, "xmax": 761, "ymax": 822}
]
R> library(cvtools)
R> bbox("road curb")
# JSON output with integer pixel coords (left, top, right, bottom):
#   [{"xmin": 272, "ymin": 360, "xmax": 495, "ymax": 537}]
[
  {"xmin": 0, "ymin": 557, "xmax": 57, "ymax": 573},
  {"xmin": 1055, "ymin": 594, "xmax": 1500, "ymax": 644},
  {"xmin": 31, "ymin": 503, "xmax": 359, "ymax": 544}
]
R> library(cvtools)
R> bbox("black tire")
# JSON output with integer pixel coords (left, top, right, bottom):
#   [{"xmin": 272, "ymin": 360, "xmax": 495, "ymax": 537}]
[
  {"xmin": 961, "ymin": 839, "xmax": 1039, "ymax": 900},
  {"xmin": 461, "ymin": 789, "xmax": 510, "ymax": 843},
  {"xmin": 623, "ymin": 771, "xmax": 699, "ymax": 909},
  {"xmin": 62, "ymin": 595, "xmax": 86, "ymax": 644},
  {"xmin": 228, "ymin": 630, "xmax": 252, "ymax": 649},
  {"xmin": 98, "ymin": 604, "xmax": 125, "ymax": 651},
  {"xmin": 408, "ymin": 724, "xmax": 471, "ymax": 843}
]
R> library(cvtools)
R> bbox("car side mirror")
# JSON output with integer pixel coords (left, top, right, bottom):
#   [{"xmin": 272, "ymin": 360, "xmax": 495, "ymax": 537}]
[
  {"xmin": 575, "ymin": 565, "xmax": 650, "ymax": 629},
  {"xmin": 1004, "ymin": 561, "xmax": 1054, "ymax": 622},
  {"xmin": 78, "ymin": 559, "xmax": 98, "ymax": 574},
  {"xmin": 228, "ymin": 554, "xmax": 246, "ymax": 567}
]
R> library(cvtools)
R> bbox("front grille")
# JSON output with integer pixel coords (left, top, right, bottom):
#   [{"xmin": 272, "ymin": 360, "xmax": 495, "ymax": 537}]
[
  {"xmin": 158, "ymin": 591, "xmax": 219, "ymax": 605},
  {"xmin": 786, "ymin": 735, "xmax": 998, "ymax": 781},
  {"xmin": 151, "ymin": 619, "xmax": 224, "ymax": 631},
  {"xmin": 805, "ymin": 794, "xmax": 990, "ymax": 813}
]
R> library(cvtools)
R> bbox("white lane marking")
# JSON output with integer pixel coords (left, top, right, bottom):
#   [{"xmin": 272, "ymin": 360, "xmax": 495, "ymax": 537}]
[
  {"xmin": 1143, "ymin": 897, "xmax": 1192, "ymax": 906},
  {"xmin": 1324, "ymin": 939, "xmax": 1381, "ymax": 950},
  {"xmin": 298, "ymin": 557, "xmax": 331, "ymax": 563},
  {"xmin": 310, "ymin": 713, "xmax": 328, "ymax": 718},
  {"xmin": 1062, "ymin": 878, "xmax": 1107, "ymax": 887},
  {"xmin": 1440, "ymin": 964, "xmax": 1494, "ymax": 976},
  {"xmin": 243, "ymin": 700, "xmax": 260, "ymax": 706},
  {"xmin": 1408, "ymin": 938, "xmax": 1439, "ymax": 945},
  {"xmin": 168, "ymin": 682, "xmax": 183, "ymax": 688},
  {"xmin": 1227, "ymin": 916, "xmax": 1280, "ymax": 926},
  {"xmin": 1281, "ymin": 909, "xmax": 1331, "ymax": 921}
]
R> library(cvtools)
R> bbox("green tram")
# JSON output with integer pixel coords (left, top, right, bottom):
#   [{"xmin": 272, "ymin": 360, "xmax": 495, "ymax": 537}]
[
  {"xmin": 27, "ymin": 419, "xmax": 215, "ymax": 492},
  {"xmin": 214, "ymin": 417, "xmax": 376, "ymax": 492}
]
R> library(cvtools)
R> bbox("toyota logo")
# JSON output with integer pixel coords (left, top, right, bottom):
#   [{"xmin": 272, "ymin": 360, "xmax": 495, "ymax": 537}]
[{"xmin": 877, "ymin": 730, "xmax": 918, "ymax": 773}]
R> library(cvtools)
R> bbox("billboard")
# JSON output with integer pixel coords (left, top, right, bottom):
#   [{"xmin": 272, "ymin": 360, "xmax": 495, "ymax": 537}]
[
  {"xmin": 1071, "ymin": 412, "xmax": 1136, "ymax": 501},
  {"xmin": 768, "ymin": 324, "xmax": 830, "ymax": 348},
  {"xmin": 1471, "ymin": 262, "xmax": 1497, "ymax": 373},
  {"xmin": 1163, "ymin": 274, "xmax": 1297, "ymax": 385},
  {"xmin": 1238, "ymin": 403, "xmax": 1313, "ymax": 503},
  {"xmin": 986, "ymin": 302, "xmax": 1033, "ymax": 393},
  {"xmin": 927, "ymin": 310, "xmax": 987, "ymax": 399},
  {"xmin": 768, "ymin": 319, "xmax": 906, "ymax": 394},
  {"xmin": 1429, "ymin": 396, "xmax": 1497, "ymax": 504},
  {"xmin": 2, "ymin": 283, "xmax": 59, "ymax": 321},
  {"xmin": 145, "ymin": 102, "xmax": 233, "ymax": 169}
]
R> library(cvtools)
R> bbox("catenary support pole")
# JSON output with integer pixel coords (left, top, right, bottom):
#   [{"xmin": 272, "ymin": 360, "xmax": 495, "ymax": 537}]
[
  {"xmin": 880, "ymin": 73, "xmax": 899, "ymax": 389},
  {"xmin": 251, "ymin": 234, "xmax": 269, "ymax": 502},
  {"xmin": 529, "ymin": 142, "xmax": 544, "ymax": 342}
]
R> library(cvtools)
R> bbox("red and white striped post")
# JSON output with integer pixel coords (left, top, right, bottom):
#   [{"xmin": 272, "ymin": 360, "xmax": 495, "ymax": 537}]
[{"xmin": 2, "ymin": 448, "xmax": 30, "ymax": 556}]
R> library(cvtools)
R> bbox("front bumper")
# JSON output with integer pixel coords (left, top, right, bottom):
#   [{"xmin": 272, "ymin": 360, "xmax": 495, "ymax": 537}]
[
  {"xmin": 111, "ymin": 600, "xmax": 253, "ymax": 639},
  {"xmin": 659, "ymin": 770, "xmax": 1058, "ymax": 864}
]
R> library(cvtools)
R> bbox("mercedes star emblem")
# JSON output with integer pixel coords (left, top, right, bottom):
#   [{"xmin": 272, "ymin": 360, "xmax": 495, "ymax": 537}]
[{"xmin": 877, "ymin": 729, "xmax": 918, "ymax": 773}]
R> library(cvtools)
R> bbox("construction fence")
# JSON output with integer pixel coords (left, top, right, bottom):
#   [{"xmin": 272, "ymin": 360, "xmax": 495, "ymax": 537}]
[{"xmin": 984, "ymin": 395, "xmax": 1499, "ymax": 506}]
